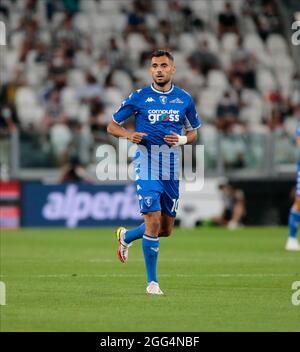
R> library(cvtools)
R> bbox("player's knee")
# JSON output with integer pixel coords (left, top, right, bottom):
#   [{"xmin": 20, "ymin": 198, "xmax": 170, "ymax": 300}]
[
  {"xmin": 151, "ymin": 220, "xmax": 161, "ymax": 234},
  {"xmin": 146, "ymin": 215, "xmax": 161, "ymax": 234}
]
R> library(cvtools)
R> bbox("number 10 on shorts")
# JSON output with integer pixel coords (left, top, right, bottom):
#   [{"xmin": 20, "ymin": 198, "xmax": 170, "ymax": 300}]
[{"xmin": 171, "ymin": 199, "xmax": 179, "ymax": 213}]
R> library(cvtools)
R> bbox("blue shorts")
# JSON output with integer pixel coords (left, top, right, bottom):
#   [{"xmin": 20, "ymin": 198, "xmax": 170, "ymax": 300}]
[{"xmin": 135, "ymin": 178, "xmax": 179, "ymax": 218}]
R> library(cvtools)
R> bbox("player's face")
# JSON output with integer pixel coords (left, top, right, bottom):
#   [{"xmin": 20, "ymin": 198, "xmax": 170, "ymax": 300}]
[{"xmin": 150, "ymin": 56, "xmax": 176, "ymax": 87}]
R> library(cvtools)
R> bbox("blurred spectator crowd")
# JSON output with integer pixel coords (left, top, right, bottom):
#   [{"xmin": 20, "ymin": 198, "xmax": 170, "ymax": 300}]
[{"xmin": 0, "ymin": 0, "xmax": 299, "ymax": 171}]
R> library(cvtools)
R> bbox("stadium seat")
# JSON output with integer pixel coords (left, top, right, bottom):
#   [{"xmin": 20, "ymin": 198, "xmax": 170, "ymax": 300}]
[
  {"xmin": 111, "ymin": 14, "xmax": 128, "ymax": 32},
  {"xmin": 244, "ymin": 33, "xmax": 265, "ymax": 56},
  {"xmin": 146, "ymin": 14, "xmax": 159, "ymax": 31},
  {"xmin": 243, "ymin": 17, "xmax": 257, "ymax": 34},
  {"xmin": 105, "ymin": 105, "xmax": 120, "ymax": 125},
  {"xmin": 198, "ymin": 88, "xmax": 224, "ymax": 120},
  {"xmin": 257, "ymin": 69, "xmax": 277, "ymax": 94},
  {"xmin": 211, "ymin": 0, "xmax": 226, "ymax": 14},
  {"xmin": 207, "ymin": 69, "xmax": 229, "ymax": 90},
  {"xmin": 9, "ymin": 11, "xmax": 22, "ymax": 30},
  {"xmin": 190, "ymin": 0, "xmax": 211, "ymax": 22},
  {"xmin": 256, "ymin": 49, "xmax": 273, "ymax": 68},
  {"xmin": 98, "ymin": 0, "xmax": 124, "ymax": 13},
  {"xmin": 273, "ymin": 54, "xmax": 294, "ymax": 73},
  {"xmin": 284, "ymin": 116, "xmax": 298, "ymax": 137},
  {"xmin": 4, "ymin": 49, "xmax": 19, "ymax": 79},
  {"xmin": 240, "ymin": 106, "xmax": 263, "ymax": 125},
  {"xmin": 15, "ymin": 86, "xmax": 44, "ymax": 128},
  {"xmin": 241, "ymin": 89, "xmax": 264, "ymax": 109},
  {"xmin": 51, "ymin": 12, "xmax": 65, "ymax": 28},
  {"xmin": 25, "ymin": 65, "xmax": 45, "ymax": 87},
  {"xmin": 196, "ymin": 32, "xmax": 219, "ymax": 53},
  {"xmin": 10, "ymin": 31, "xmax": 24, "ymax": 50},
  {"xmin": 104, "ymin": 87, "xmax": 124, "ymax": 110},
  {"xmin": 135, "ymin": 68, "xmax": 152, "ymax": 86},
  {"xmin": 68, "ymin": 69, "xmax": 86, "ymax": 88},
  {"xmin": 219, "ymin": 51, "xmax": 232, "ymax": 70},
  {"xmin": 153, "ymin": 1, "xmax": 169, "ymax": 19},
  {"xmin": 90, "ymin": 13, "xmax": 115, "ymax": 33},
  {"xmin": 15, "ymin": 87, "xmax": 38, "ymax": 108},
  {"xmin": 231, "ymin": 0, "xmax": 243, "ymax": 14},
  {"xmin": 221, "ymin": 33, "xmax": 239, "ymax": 53},
  {"xmin": 266, "ymin": 34, "xmax": 288, "ymax": 55},
  {"xmin": 61, "ymin": 87, "xmax": 79, "ymax": 117},
  {"xmin": 178, "ymin": 32, "xmax": 197, "ymax": 54},
  {"xmin": 127, "ymin": 33, "xmax": 150, "ymax": 61},
  {"xmin": 111, "ymin": 70, "xmax": 133, "ymax": 96},
  {"xmin": 49, "ymin": 124, "xmax": 72, "ymax": 158},
  {"xmin": 74, "ymin": 13, "xmax": 91, "ymax": 34},
  {"xmin": 199, "ymin": 124, "xmax": 218, "ymax": 162},
  {"xmin": 81, "ymin": 0, "xmax": 98, "ymax": 13},
  {"xmin": 77, "ymin": 104, "xmax": 90, "ymax": 124}
]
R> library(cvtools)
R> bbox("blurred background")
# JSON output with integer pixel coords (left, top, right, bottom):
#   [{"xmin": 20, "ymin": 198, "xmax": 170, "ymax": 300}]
[{"xmin": 0, "ymin": 0, "xmax": 300, "ymax": 229}]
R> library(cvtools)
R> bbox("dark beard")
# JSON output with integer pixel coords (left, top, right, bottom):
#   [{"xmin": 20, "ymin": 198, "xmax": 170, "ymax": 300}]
[{"xmin": 154, "ymin": 78, "xmax": 170, "ymax": 87}]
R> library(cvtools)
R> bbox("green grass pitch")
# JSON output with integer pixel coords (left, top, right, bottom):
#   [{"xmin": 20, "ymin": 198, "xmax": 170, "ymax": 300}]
[{"xmin": 0, "ymin": 227, "xmax": 300, "ymax": 332}]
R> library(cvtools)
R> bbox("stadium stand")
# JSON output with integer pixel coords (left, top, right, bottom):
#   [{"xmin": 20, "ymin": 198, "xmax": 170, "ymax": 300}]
[{"xmin": 0, "ymin": 0, "xmax": 299, "ymax": 178}]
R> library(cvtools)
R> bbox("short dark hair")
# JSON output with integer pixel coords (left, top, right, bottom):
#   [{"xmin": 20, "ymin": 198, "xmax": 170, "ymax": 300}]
[{"xmin": 151, "ymin": 50, "xmax": 174, "ymax": 62}]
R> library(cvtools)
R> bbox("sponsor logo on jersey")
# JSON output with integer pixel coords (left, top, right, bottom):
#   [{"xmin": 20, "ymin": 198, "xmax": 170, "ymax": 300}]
[
  {"xmin": 147, "ymin": 109, "xmax": 180, "ymax": 124},
  {"xmin": 145, "ymin": 97, "xmax": 155, "ymax": 103},
  {"xmin": 170, "ymin": 98, "xmax": 184, "ymax": 103},
  {"xmin": 159, "ymin": 96, "xmax": 168, "ymax": 104}
]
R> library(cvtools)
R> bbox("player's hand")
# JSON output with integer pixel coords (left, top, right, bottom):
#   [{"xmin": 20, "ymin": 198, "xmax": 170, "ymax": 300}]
[
  {"xmin": 164, "ymin": 132, "xmax": 179, "ymax": 146},
  {"xmin": 128, "ymin": 132, "xmax": 147, "ymax": 144}
]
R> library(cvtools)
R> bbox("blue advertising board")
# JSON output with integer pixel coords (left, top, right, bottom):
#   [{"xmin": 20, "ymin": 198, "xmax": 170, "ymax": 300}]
[{"xmin": 21, "ymin": 182, "xmax": 142, "ymax": 227}]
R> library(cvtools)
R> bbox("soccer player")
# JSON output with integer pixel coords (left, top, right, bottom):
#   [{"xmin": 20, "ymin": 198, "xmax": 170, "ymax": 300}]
[
  {"xmin": 286, "ymin": 107, "xmax": 300, "ymax": 251},
  {"xmin": 107, "ymin": 50, "xmax": 201, "ymax": 294}
]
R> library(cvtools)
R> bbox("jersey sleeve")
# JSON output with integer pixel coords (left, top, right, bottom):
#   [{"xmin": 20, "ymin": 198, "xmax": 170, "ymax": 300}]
[
  {"xmin": 112, "ymin": 91, "xmax": 139, "ymax": 125},
  {"xmin": 184, "ymin": 97, "xmax": 201, "ymax": 131}
]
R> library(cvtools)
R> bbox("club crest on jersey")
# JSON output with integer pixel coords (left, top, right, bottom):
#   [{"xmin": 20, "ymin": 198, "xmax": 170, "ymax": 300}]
[
  {"xmin": 144, "ymin": 196, "xmax": 153, "ymax": 207},
  {"xmin": 159, "ymin": 96, "xmax": 168, "ymax": 105}
]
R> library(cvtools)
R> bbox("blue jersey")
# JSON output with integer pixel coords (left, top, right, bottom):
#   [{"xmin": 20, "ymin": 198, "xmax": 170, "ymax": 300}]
[
  {"xmin": 113, "ymin": 84, "xmax": 201, "ymax": 178},
  {"xmin": 113, "ymin": 83, "xmax": 201, "ymax": 147}
]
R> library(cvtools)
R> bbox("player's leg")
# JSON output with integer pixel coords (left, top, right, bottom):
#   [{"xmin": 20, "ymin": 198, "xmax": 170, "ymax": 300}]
[
  {"xmin": 116, "ymin": 176, "xmax": 153, "ymax": 262},
  {"xmin": 119, "ymin": 214, "xmax": 174, "ymax": 249},
  {"xmin": 286, "ymin": 193, "xmax": 300, "ymax": 251},
  {"xmin": 122, "ymin": 223, "xmax": 145, "ymax": 245},
  {"xmin": 159, "ymin": 212, "xmax": 176, "ymax": 237},
  {"xmin": 142, "ymin": 209, "xmax": 164, "ymax": 295},
  {"xmin": 116, "ymin": 215, "xmax": 174, "ymax": 258}
]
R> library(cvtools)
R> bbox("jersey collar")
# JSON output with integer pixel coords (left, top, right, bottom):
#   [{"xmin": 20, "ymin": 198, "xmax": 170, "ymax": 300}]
[{"xmin": 151, "ymin": 83, "xmax": 174, "ymax": 94}]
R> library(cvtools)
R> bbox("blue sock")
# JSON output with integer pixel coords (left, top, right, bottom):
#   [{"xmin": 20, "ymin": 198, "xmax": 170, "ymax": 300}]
[
  {"xmin": 124, "ymin": 223, "xmax": 145, "ymax": 244},
  {"xmin": 142, "ymin": 235, "xmax": 159, "ymax": 284},
  {"xmin": 288, "ymin": 209, "xmax": 300, "ymax": 238}
]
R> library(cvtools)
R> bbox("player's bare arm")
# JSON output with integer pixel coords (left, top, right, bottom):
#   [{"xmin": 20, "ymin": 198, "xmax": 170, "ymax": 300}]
[
  {"xmin": 164, "ymin": 130, "xmax": 198, "ymax": 146},
  {"xmin": 107, "ymin": 121, "xmax": 147, "ymax": 144}
]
